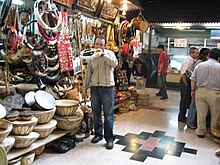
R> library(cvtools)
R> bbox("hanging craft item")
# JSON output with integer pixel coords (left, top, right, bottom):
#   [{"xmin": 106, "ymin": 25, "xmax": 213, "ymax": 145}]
[
  {"xmin": 37, "ymin": 15, "xmax": 61, "ymax": 41},
  {"xmin": 0, "ymin": 0, "xmax": 12, "ymax": 27},
  {"xmin": 34, "ymin": 0, "xmax": 62, "ymax": 32},
  {"xmin": 131, "ymin": 17, "xmax": 149, "ymax": 33},
  {"xmin": 2, "ymin": 26, "xmax": 18, "ymax": 54},
  {"xmin": 57, "ymin": 12, "xmax": 73, "ymax": 72},
  {"xmin": 120, "ymin": 20, "xmax": 129, "ymax": 38},
  {"xmin": 23, "ymin": 20, "xmax": 47, "ymax": 50}
]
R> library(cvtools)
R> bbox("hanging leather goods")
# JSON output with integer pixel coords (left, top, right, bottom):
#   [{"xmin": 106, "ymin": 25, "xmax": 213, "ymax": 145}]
[
  {"xmin": 37, "ymin": 12, "xmax": 61, "ymax": 41},
  {"xmin": 2, "ymin": 26, "xmax": 18, "ymax": 54},
  {"xmin": 34, "ymin": 0, "xmax": 62, "ymax": 32},
  {"xmin": 0, "ymin": 0, "xmax": 12, "ymax": 27},
  {"xmin": 23, "ymin": 20, "xmax": 47, "ymax": 50},
  {"xmin": 27, "ymin": 50, "xmax": 48, "ymax": 78}
]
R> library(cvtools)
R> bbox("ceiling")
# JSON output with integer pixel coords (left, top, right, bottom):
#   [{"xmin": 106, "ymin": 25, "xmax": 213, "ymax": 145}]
[{"xmin": 127, "ymin": 0, "xmax": 220, "ymax": 24}]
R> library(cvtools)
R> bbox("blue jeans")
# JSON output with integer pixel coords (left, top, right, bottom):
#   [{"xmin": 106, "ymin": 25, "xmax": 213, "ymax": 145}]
[
  {"xmin": 186, "ymin": 98, "xmax": 197, "ymax": 126},
  {"xmin": 90, "ymin": 86, "xmax": 115, "ymax": 142},
  {"xmin": 157, "ymin": 73, "xmax": 168, "ymax": 98}
]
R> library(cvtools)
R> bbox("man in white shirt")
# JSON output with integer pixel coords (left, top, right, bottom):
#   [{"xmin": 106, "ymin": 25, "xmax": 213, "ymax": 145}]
[
  {"xmin": 178, "ymin": 47, "xmax": 198, "ymax": 123},
  {"xmin": 191, "ymin": 48, "xmax": 220, "ymax": 138}
]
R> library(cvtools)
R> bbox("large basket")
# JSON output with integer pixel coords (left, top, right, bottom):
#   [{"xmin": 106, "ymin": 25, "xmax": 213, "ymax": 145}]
[
  {"xmin": 33, "ymin": 119, "xmax": 57, "ymax": 139},
  {"xmin": 13, "ymin": 132, "xmax": 39, "ymax": 148},
  {"xmin": 53, "ymin": 107, "xmax": 83, "ymax": 130},
  {"xmin": 55, "ymin": 99, "xmax": 79, "ymax": 116},
  {"xmin": 0, "ymin": 119, "xmax": 13, "ymax": 143},
  {"xmin": 31, "ymin": 107, "xmax": 56, "ymax": 124},
  {"xmin": 1, "ymin": 136, "xmax": 15, "ymax": 153},
  {"xmin": 11, "ymin": 117, "xmax": 38, "ymax": 135}
]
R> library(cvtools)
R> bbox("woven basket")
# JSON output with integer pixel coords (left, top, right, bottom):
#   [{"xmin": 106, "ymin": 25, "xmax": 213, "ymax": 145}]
[
  {"xmin": 13, "ymin": 132, "xmax": 39, "ymax": 148},
  {"xmin": 33, "ymin": 119, "xmax": 57, "ymax": 139},
  {"xmin": 31, "ymin": 107, "xmax": 56, "ymax": 124},
  {"xmin": 1, "ymin": 136, "xmax": 15, "ymax": 153},
  {"xmin": 53, "ymin": 115, "xmax": 82, "ymax": 130},
  {"xmin": 11, "ymin": 117, "xmax": 38, "ymax": 135},
  {"xmin": 55, "ymin": 99, "xmax": 79, "ymax": 116},
  {"xmin": 0, "ymin": 119, "xmax": 13, "ymax": 143},
  {"xmin": 34, "ymin": 145, "xmax": 45, "ymax": 156}
]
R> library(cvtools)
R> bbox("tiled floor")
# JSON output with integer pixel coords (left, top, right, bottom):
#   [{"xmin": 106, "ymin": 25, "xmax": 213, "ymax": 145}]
[{"xmin": 32, "ymin": 88, "xmax": 220, "ymax": 165}]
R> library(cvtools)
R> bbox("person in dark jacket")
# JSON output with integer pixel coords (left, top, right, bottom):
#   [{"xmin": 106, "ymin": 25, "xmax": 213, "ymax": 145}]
[{"xmin": 132, "ymin": 58, "xmax": 148, "ymax": 89}]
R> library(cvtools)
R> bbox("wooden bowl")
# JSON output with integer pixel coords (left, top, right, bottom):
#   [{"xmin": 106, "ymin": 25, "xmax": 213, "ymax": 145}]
[
  {"xmin": 13, "ymin": 132, "xmax": 39, "ymax": 148},
  {"xmin": 31, "ymin": 107, "xmax": 56, "ymax": 124},
  {"xmin": 55, "ymin": 99, "xmax": 79, "ymax": 116},
  {"xmin": 1, "ymin": 136, "xmax": 15, "ymax": 153},
  {"xmin": 34, "ymin": 145, "xmax": 45, "ymax": 156},
  {"xmin": 20, "ymin": 152, "xmax": 35, "ymax": 165},
  {"xmin": 0, "ymin": 119, "xmax": 13, "ymax": 142},
  {"xmin": 33, "ymin": 119, "xmax": 57, "ymax": 139},
  {"xmin": 11, "ymin": 117, "xmax": 38, "ymax": 135}
]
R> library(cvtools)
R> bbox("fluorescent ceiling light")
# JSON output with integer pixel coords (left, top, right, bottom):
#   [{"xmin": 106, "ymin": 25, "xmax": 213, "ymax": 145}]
[{"xmin": 0, "ymin": 0, "xmax": 24, "ymax": 5}]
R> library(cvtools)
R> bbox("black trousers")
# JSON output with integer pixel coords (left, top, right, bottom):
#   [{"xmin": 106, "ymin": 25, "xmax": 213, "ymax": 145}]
[{"xmin": 179, "ymin": 78, "xmax": 191, "ymax": 120}]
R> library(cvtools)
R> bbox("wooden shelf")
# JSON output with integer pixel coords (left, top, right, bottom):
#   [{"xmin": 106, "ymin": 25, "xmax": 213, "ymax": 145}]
[{"xmin": 7, "ymin": 129, "xmax": 71, "ymax": 161}]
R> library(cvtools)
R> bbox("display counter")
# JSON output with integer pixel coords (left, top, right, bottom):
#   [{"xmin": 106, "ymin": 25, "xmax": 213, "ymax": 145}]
[{"xmin": 166, "ymin": 72, "xmax": 181, "ymax": 83}]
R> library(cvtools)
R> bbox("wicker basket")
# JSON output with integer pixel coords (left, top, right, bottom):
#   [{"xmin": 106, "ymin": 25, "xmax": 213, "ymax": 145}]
[
  {"xmin": 13, "ymin": 132, "xmax": 39, "ymax": 148},
  {"xmin": 0, "ymin": 119, "xmax": 13, "ymax": 143},
  {"xmin": 31, "ymin": 108, "xmax": 56, "ymax": 124},
  {"xmin": 53, "ymin": 115, "xmax": 82, "ymax": 131},
  {"xmin": 1, "ymin": 136, "xmax": 15, "ymax": 153},
  {"xmin": 34, "ymin": 145, "xmax": 45, "ymax": 156},
  {"xmin": 11, "ymin": 117, "xmax": 38, "ymax": 135},
  {"xmin": 55, "ymin": 99, "xmax": 79, "ymax": 116},
  {"xmin": 33, "ymin": 119, "xmax": 57, "ymax": 139},
  {"xmin": 21, "ymin": 152, "xmax": 35, "ymax": 165}
]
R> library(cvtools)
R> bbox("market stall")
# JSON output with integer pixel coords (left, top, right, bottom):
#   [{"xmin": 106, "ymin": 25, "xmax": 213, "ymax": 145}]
[{"xmin": 0, "ymin": 0, "xmax": 143, "ymax": 164}]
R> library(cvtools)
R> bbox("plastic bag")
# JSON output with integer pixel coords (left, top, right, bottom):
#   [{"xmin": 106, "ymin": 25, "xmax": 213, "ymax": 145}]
[{"xmin": 53, "ymin": 135, "xmax": 78, "ymax": 153}]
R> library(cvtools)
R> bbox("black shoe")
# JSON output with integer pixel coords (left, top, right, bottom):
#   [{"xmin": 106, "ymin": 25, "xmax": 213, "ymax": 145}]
[
  {"xmin": 178, "ymin": 116, "xmax": 187, "ymax": 123},
  {"xmin": 160, "ymin": 96, "xmax": 168, "ymax": 100},
  {"xmin": 155, "ymin": 93, "xmax": 161, "ymax": 96},
  {"xmin": 187, "ymin": 125, "xmax": 197, "ymax": 129},
  {"xmin": 91, "ymin": 136, "xmax": 103, "ymax": 143},
  {"xmin": 106, "ymin": 141, "xmax": 114, "ymax": 150},
  {"xmin": 197, "ymin": 134, "xmax": 205, "ymax": 138}
]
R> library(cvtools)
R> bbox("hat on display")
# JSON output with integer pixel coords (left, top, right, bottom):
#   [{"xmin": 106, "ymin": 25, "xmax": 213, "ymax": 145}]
[{"xmin": 0, "ymin": 104, "xmax": 6, "ymax": 119}]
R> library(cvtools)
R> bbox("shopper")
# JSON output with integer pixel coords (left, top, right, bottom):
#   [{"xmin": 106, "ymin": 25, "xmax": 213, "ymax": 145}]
[
  {"xmin": 132, "ymin": 57, "xmax": 148, "ymax": 89},
  {"xmin": 155, "ymin": 44, "xmax": 169, "ymax": 100},
  {"xmin": 84, "ymin": 35, "xmax": 118, "ymax": 149},
  {"xmin": 178, "ymin": 47, "xmax": 199, "ymax": 123},
  {"xmin": 191, "ymin": 48, "xmax": 220, "ymax": 138},
  {"xmin": 186, "ymin": 48, "xmax": 210, "ymax": 129}
]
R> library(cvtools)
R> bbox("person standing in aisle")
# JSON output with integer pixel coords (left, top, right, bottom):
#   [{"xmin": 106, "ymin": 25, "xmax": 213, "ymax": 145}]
[
  {"xmin": 186, "ymin": 48, "xmax": 210, "ymax": 129},
  {"xmin": 190, "ymin": 48, "xmax": 220, "ymax": 138},
  {"xmin": 155, "ymin": 44, "xmax": 169, "ymax": 100},
  {"xmin": 84, "ymin": 35, "xmax": 118, "ymax": 149},
  {"xmin": 178, "ymin": 47, "xmax": 199, "ymax": 123}
]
